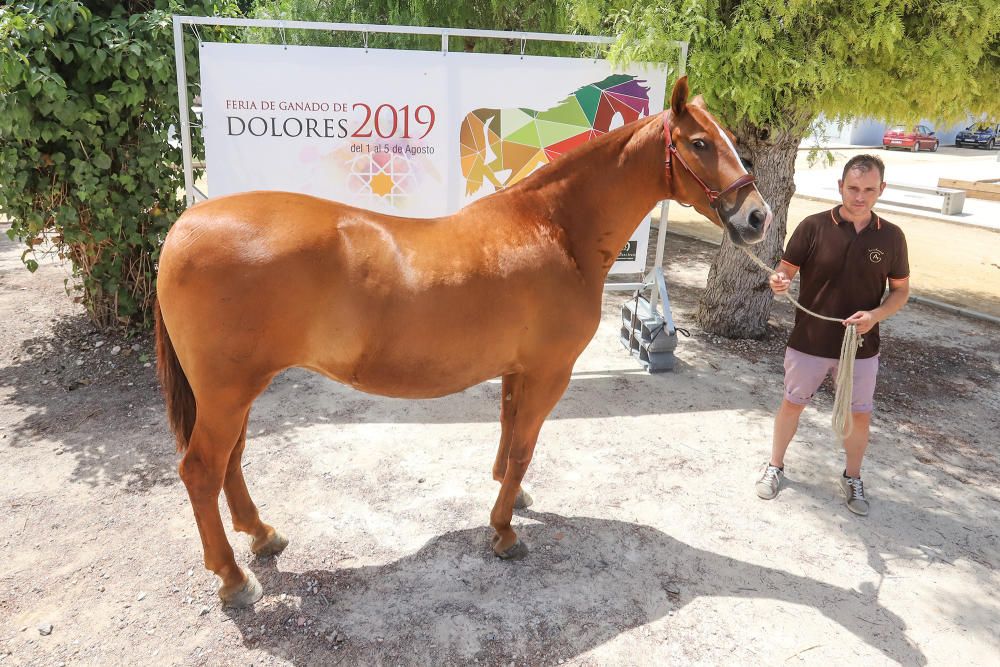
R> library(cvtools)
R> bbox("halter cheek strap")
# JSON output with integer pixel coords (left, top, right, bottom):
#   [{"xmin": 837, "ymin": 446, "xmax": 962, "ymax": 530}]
[{"xmin": 662, "ymin": 111, "xmax": 757, "ymax": 210}]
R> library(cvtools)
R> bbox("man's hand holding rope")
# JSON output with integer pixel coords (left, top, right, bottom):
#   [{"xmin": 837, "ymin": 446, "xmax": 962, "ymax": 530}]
[
  {"xmin": 768, "ymin": 270, "xmax": 792, "ymax": 296},
  {"xmin": 843, "ymin": 310, "xmax": 878, "ymax": 335}
]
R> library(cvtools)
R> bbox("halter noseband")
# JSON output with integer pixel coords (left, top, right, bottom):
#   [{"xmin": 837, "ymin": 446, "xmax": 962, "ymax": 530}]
[{"xmin": 662, "ymin": 111, "xmax": 757, "ymax": 210}]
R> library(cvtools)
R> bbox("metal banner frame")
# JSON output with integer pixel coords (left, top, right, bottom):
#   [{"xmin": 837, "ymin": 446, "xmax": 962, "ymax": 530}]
[{"xmin": 172, "ymin": 16, "xmax": 687, "ymax": 309}]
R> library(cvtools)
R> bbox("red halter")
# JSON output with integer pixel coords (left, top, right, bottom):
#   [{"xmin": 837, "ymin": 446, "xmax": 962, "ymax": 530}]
[{"xmin": 662, "ymin": 111, "xmax": 757, "ymax": 210}]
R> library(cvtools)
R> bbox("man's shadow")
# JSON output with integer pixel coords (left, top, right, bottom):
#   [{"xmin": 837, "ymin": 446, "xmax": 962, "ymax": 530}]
[{"xmin": 225, "ymin": 510, "xmax": 926, "ymax": 665}]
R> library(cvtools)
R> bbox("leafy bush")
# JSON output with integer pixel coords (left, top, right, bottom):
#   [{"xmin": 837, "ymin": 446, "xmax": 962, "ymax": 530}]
[
  {"xmin": 0, "ymin": 0, "xmax": 237, "ymax": 330},
  {"xmin": 248, "ymin": 0, "xmax": 581, "ymax": 56}
]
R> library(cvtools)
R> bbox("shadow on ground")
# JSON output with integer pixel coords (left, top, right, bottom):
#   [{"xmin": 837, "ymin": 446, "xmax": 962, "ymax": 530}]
[
  {"xmin": 910, "ymin": 285, "xmax": 1000, "ymax": 321},
  {"xmin": 225, "ymin": 511, "xmax": 927, "ymax": 665}
]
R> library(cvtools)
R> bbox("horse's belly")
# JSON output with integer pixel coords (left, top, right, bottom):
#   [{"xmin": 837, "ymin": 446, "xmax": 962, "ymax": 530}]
[
  {"xmin": 312, "ymin": 338, "xmax": 515, "ymax": 399},
  {"xmin": 354, "ymin": 369, "xmax": 499, "ymax": 399},
  {"xmin": 304, "ymin": 274, "xmax": 593, "ymax": 399}
]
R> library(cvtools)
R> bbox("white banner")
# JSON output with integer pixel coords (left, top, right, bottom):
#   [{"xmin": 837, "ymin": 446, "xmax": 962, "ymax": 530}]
[{"xmin": 201, "ymin": 43, "xmax": 667, "ymax": 273}]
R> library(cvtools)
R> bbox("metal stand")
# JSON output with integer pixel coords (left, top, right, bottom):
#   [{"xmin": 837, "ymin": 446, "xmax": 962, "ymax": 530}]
[
  {"xmin": 620, "ymin": 267, "xmax": 679, "ymax": 372},
  {"xmin": 619, "ymin": 202, "xmax": 680, "ymax": 372}
]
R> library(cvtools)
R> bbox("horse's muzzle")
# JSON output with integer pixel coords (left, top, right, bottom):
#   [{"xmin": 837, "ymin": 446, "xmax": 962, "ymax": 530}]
[{"xmin": 726, "ymin": 206, "xmax": 771, "ymax": 246}]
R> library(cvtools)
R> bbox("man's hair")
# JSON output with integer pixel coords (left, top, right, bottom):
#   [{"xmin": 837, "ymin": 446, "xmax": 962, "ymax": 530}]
[{"xmin": 842, "ymin": 154, "xmax": 885, "ymax": 182}]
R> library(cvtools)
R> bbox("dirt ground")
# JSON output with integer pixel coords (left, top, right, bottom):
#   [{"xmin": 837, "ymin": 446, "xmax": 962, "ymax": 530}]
[{"xmin": 1, "ymin": 214, "xmax": 999, "ymax": 666}]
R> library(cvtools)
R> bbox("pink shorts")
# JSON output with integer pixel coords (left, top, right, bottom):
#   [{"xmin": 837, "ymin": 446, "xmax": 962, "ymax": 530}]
[{"xmin": 783, "ymin": 347, "xmax": 880, "ymax": 413}]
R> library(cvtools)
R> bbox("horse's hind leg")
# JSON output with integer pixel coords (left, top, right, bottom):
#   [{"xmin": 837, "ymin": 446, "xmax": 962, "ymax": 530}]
[
  {"xmin": 223, "ymin": 412, "xmax": 288, "ymax": 557},
  {"xmin": 490, "ymin": 367, "xmax": 572, "ymax": 559},
  {"xmin": 179, "ymin": 395, "xmax": 262, "ymax": 608},
  {"xmin": 492, "ymin": 374, "xmax": 533, "ymax": 509}
]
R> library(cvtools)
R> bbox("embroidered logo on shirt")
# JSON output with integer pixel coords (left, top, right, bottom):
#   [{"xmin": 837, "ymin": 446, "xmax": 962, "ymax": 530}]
[{"xmin": 868, "ymin": 248, "xmax": 884, "ymax": 263}]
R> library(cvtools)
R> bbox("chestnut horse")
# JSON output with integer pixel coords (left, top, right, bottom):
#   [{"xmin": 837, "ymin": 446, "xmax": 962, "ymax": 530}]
[{"xmin": 155, "ymin": 76, "xmax": 771, "ymax": 607}]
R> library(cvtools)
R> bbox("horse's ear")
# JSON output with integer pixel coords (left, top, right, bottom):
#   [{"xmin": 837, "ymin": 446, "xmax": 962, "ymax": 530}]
[
  {"xmin": 690, "ymin": 94, "xmax": 706, "ymax": 109},
  {"xmin": 670, "ymin": 76, "xmax": 689, "ymax": 118}
]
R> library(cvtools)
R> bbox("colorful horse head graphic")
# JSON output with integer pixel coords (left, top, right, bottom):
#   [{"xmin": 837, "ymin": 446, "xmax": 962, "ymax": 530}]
[{"xmin": 459, "ymin": 74, "xmax": 651, "ymax": 196}]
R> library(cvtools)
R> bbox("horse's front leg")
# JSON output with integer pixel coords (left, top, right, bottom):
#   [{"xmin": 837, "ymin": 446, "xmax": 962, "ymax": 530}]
[
  {"xmin": 492, "ymin": 374, "xmax": 533, "ymax": 510},
  {"xmin": 490, "ymin": 367, "xmax": 572, "ymax": 559}
]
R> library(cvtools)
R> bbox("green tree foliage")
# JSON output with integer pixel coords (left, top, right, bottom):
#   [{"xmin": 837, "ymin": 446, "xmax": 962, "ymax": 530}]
[
  {"xmin": 572, "ymin": 0, "xmax": 1000, "ymax": 337},
  {"xmin": 0, "ymin": 0, "xmax": 239, "ymax": 330},
  {"xmin": 247, "ymin": 0, "xmax": 579, "ymax": 55}
]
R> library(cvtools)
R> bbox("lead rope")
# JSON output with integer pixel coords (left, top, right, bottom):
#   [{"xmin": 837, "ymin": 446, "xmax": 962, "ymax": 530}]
[{"xmin": 741, "ymin": 248, "xmax": 861, "ymax": 440}]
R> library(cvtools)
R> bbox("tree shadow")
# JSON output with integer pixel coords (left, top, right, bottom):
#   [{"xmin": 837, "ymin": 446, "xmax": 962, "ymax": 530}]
[
  {"xmin": 907, "ymin": 286, "xmax": 1000, "ymax": 321},
  {"xmin": 224, "ymin": 510, "xmax": 926, "ymax": 665},
  {"xmin": 0, "ymin": 313, "xmax": 172, "ymax": 493}
]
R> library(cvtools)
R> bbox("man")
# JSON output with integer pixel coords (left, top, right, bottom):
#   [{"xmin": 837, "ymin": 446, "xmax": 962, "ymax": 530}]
[{"xmin": 755, "ymin": 154, "xmax": 910, "ymax": 515}]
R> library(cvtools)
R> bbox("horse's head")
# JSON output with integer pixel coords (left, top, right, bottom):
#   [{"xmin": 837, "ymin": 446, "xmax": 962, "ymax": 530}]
[{"xmin": 663, "ymin": 77, "xmax": 771, "ymax": 246}]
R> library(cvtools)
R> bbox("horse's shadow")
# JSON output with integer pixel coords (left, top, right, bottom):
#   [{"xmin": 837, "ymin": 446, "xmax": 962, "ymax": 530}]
[{"xmin": 226, "ymin": 510, "xmax": 926, "ymax": 665}]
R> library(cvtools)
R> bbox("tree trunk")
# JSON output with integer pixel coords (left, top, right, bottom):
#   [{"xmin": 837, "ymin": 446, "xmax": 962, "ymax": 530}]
[{"xmin": 696, "ymin": 120, "xmax": 810, "ymax": 338}]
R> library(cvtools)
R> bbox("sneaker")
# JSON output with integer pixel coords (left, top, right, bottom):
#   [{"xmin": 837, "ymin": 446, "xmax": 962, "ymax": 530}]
[
  {"xmin": 839, "ymin": 473, "xmax": 870, "ymax": 516},
  {"xmin": 755, "ymin": 464, "xmax": 784, "ymax": 500}
]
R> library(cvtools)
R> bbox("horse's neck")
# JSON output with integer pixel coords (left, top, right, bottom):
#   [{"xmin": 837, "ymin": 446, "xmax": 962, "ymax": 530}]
[{"xmin": 519, "ymin": 116, "xmax": 668, "ymax": 283}]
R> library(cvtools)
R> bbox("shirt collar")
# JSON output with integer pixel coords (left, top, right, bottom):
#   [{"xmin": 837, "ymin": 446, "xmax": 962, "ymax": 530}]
[{"xmin": 830, "ymin": 206, "xmax": 881, "ymax": 231}]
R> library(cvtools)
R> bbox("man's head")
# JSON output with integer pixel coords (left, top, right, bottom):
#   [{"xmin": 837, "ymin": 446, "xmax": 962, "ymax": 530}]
[{"xmin": 838, "ymin": 154, "xmax": 886, "ymax": 219}]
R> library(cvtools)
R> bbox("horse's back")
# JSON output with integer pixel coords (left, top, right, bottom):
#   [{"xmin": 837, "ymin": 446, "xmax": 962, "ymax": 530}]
[{"xmin": 156, "ymin": 191, "xmax": 593, "ymax": 397}]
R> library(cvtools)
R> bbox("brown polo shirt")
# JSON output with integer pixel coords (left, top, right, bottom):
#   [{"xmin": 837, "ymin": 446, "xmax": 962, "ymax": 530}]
[{"xmin": 782, "ymin": 206, "xmax": 909, "ymax": 359}]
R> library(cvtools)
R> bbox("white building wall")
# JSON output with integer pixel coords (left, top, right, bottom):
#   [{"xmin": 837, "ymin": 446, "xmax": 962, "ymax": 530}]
[{"xmin": 805, "ymin": 115, "xmax": 974, "ymax": 147}]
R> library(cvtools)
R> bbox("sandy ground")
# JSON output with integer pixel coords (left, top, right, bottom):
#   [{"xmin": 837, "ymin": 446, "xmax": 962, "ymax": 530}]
[{"xmin": 1, "ymin": 218, "xmax": 999, "ymax": 666}]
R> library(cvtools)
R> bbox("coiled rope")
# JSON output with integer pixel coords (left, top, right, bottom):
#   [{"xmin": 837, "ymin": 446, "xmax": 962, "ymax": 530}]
[{"xmin": 741, "ymin": 248, "xmax": 862, "ymax": 440}]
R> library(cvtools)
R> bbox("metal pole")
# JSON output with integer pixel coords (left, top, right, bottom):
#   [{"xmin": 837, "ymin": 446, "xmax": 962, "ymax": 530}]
[
  {"xmin": 648, "ymin": 201, "xmax": 670, "ymax": 313},
  {"xmin": 173, "ymin": 16, "xmax": 195, "ymax": 207},
  {"xmin": 175, "ymin": 16, "xmax": 618, "ymax": 45}
]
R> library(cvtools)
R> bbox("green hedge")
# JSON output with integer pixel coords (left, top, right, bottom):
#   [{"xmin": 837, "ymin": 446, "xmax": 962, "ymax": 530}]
[{"xmin": 0, "ymin": 0, "xmax": 237, "ymax": 330}]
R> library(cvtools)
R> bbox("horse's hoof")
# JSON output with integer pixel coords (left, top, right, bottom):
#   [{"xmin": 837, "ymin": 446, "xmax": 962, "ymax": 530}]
[
  {"xmin": 220, "ymin": 569, "xmax": 263, "ymax": 609},
  {"xmin": 251, "ymin": 529, "xmax": 289, "ymax": 557},
  {"xmin": 493, "ymin": 539, "xmax": 529, "ymax": 560},
  {"xmin": 514, "ymin": 488, "xmax": 534, "ymax": 510}
]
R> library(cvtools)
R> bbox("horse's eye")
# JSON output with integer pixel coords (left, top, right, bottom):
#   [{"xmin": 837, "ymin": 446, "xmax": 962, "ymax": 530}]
[
  {"xmin": 692, "ymin": 139, "xmax": 707, "ymax": 150},
  {"xmin": 741, "ymin": 157, "xmax": 754, "ymax": 171}
]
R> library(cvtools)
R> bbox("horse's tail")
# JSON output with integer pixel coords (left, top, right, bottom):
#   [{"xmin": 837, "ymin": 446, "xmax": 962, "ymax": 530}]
[{"xmin": 155, "ymin": 300, "xmax": 196, "ymax": 453}]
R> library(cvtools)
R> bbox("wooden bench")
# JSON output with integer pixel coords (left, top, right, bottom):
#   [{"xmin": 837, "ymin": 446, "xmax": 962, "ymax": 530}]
[
  {"xmin": 937, "ymin": 178, "xmax": 1000, "ymax": 203},
  {"xmin": 884, "ymin": 181, "xmax": 965, "ymax": 215}
]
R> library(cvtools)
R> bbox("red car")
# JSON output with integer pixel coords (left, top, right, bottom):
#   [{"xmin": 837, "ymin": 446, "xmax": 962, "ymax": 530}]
[{"xmin": 882, "ymin": 124, "xmax": 939, "ymax": 152}]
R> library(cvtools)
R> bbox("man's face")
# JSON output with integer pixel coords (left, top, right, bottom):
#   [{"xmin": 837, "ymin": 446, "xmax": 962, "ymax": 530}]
[{"xmin": 838, "ymin": 167, "xmax": 886, "ymax": 218}]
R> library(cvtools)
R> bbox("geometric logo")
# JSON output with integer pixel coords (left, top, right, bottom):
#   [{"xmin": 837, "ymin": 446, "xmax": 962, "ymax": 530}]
[{"xmin": 459, "ymin": 74, "xmax": 651, "ymax": 196}]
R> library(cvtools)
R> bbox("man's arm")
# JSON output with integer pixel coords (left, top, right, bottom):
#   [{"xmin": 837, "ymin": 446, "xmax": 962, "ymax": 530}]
[
  {"xmin": 769, "ymin": 260, "xmax": 799, "ymax": 295},
  {"xmin": 843, "ymin": 277, "xmax": 910, "ymax": 334},
  {"xmin": 773, "ymin": 216, "xmax": 813, "ymax": 294}
]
